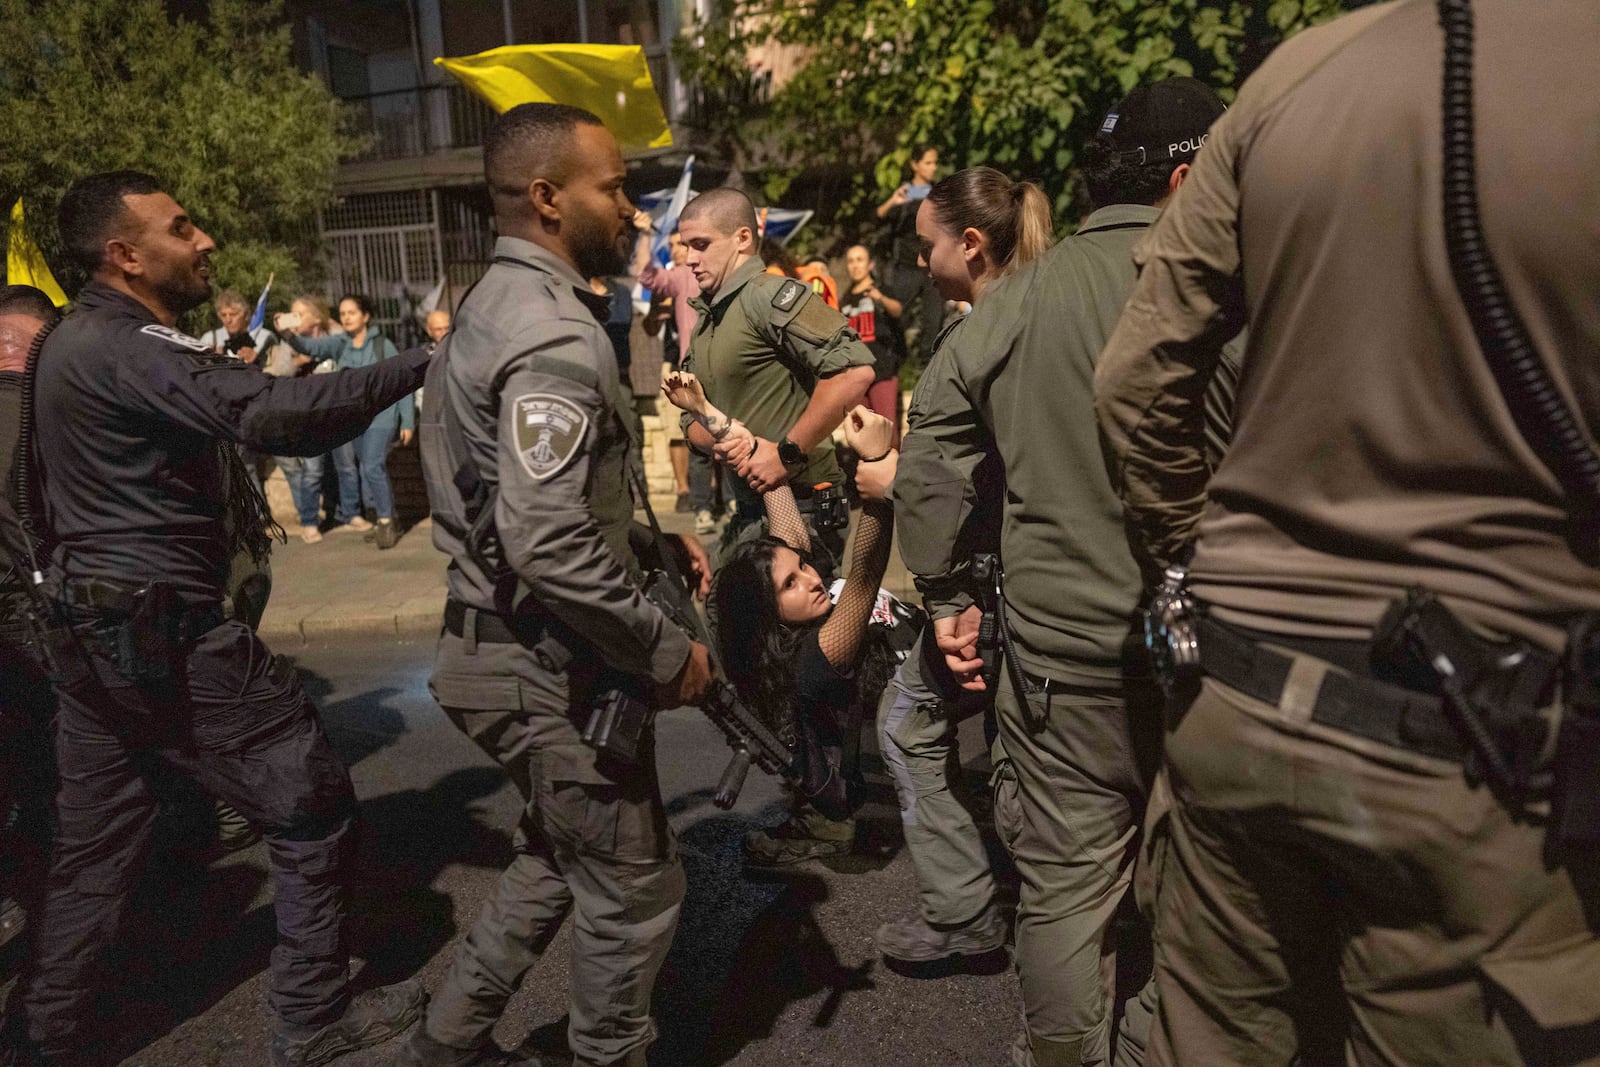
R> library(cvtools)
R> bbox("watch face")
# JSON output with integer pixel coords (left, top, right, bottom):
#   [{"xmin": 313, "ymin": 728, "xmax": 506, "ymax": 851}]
[{"xmin": 779, "ymin": 439, "xmax": 805, "ymax": 465}]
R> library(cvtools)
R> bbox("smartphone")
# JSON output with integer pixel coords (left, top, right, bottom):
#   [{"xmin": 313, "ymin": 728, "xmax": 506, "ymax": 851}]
[{"xmin": 274, "ymin": 311, "xmax": 302, "ymax": 331}]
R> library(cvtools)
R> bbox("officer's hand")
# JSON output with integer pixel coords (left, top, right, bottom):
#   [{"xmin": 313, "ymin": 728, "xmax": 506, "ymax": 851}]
[
  {"xmin": 399, "ymin": 428, "xmax": 414, "ymax": 447},
  {"xmin": 659, "ymin": 640, "xmax": 713, "ymax": 708},
  {"xmin": 670, "ymin": 533, "xmax": 714, "ymax": 598},
  {"xmin": 934, "ymin": 606, "xmax": 987, "ymax": 691},
  {"xmin": 738, "ymin": 437, "xmax": 791, "ymax": 493},
  {"xmin": 842, "ymin": 404, "xmax": 894, "ymax": 459},
  {"xmin": 853, "ymin": 450, "xmax": 898, "ymax": 501},
  {"xmin": 713, "ymin": 430, "xmax": 756, "ymax": 465}
]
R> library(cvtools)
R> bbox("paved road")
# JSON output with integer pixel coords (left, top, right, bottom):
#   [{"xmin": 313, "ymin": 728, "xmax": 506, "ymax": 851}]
[{"xmin": 19, "ymin": 634, "xmax": 1021, "ymax": 1066}]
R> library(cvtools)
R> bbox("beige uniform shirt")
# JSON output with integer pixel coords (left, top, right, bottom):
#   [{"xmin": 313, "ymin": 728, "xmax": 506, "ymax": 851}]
[{"xmin": 1095, "ymin": 0, "xmax": 1600, "ymax": 652}]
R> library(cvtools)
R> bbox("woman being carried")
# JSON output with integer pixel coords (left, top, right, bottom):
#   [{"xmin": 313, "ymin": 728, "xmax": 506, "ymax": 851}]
[{"xmin": 665, "ymin": 371, "xmax": 906, "ymax": 828}]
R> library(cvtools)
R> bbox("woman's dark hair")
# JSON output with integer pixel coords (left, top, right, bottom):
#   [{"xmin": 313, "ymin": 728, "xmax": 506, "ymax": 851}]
[
  {"xmin": 338, "ymin": 293, "xmax": 375, "ymax": 319},
  {"xmin": 909, "ymin": 144, "xmax": 938, "ymax": 168},
  {"xmin": 924, "ymin": 166, "xmax": 1053, "ymax": 277},
  {"xmin": 758, "ymin": 239, "xmax": 799, "ymax": 279},
  {"xmin": 709, "ymin": 538, "xmax": 900, "ymax": 746},
  {"xmin": 1078, "ymin": 135, "xmax": 1177, "ymax": 209}
]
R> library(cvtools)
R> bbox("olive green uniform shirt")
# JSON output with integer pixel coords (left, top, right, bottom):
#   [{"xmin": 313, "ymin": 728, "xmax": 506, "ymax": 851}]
[
  {"xmin": 683, "ymin": 259, "xmax": 874, "ymax": 498},
  {"xmin": 1095, "ymin": 0, "xmax": 1600, "ymax": 653},
  {"xmin": 897, "ymin": 205, "xmax": 1161, "ymax": 685}
]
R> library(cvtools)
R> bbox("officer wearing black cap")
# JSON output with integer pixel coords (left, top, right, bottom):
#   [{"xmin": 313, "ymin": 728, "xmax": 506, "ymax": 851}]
[
  {"xmin": 895, "ymin": 76, "xmax": 1229, "ymax": 1067},
  {"xmin": 0, "ymin": 171, "xmax": 430, "ymax": 1066}
]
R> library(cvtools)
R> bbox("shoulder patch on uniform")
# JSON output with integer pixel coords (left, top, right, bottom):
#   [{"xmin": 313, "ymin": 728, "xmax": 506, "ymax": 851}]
[
  {"xmin": 771, "ymin": 279, "xmax": 807, "ymax": 312},
  {"xmin": 139, "ymin": 323, "xmax": 210, "ymax": 352},
  {"xmin": 511, "ymin": 393, "xmax": 589, "ymax": 481}
]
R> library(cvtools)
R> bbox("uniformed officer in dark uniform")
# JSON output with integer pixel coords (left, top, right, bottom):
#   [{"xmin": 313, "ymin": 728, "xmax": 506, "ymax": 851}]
[
  {"xmin": 0, "ymin": 171, "xmax": 431, "ymax": 1066},
  {"xmin": 405, "ymin": 104, "xmax": 711, "ymax": 1067},
  {"xmin": 1096, "ymin": 3, "xmax": 1600, "ymax": 1063}
]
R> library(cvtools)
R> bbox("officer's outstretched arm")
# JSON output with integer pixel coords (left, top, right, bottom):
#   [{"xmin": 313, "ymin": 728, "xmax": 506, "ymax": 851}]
[
  {"xmin": 495, "ymin": 360, "xmax": 690, "ymax": 685},
  {"xmin": 119, "ymin": 338, "xmax": 429, "ymax": 457},
  {"xmin": 757, "ymin": 286, "xmax": 876, "ymax": 451},
  {"xmin": 895, "ymin": 357, "xmax": 993, "ymax": 621}
]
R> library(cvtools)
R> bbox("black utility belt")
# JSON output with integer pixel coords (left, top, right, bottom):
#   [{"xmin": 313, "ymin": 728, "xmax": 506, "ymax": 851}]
[
  {"xmin": 1196, "ymin": 616, "xmax": 1468, "ymax": 763},
  {"xmin": 442, "ymin": 599, "xmax": 549, "ymax": 644}
]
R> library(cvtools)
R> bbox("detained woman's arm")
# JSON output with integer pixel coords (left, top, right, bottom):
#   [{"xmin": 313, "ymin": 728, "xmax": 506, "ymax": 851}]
[{"xmin": 816, "ymin": 406, "xmax": 897, "ymax": 671}]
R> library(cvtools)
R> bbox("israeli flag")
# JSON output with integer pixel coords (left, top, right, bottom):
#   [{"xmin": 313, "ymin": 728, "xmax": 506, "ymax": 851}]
[
  {"xmin": 650, "ymin": 155, "xmax": 694, "ymax": 269},
  {"xmin": 247, "ymin": 274, "xmax": 273, "ymax": 333}
]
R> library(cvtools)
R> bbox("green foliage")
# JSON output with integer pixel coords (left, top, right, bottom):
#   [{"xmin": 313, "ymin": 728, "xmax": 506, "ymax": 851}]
[
  {"xmin": 0, "ymin": 0, "xmax": 357, "ymax": 319},
  {"xmin": 677, "ymin": 0, "xmax": 1346, "ymax": 231}
]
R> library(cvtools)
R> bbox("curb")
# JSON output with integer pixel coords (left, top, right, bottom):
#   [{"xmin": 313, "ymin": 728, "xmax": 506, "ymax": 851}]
[{"xmin": 257, "ymin": 604, "xmax": 443, "ymax": 645}]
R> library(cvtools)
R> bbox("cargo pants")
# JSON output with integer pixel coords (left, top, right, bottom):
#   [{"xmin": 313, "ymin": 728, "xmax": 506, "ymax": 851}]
[
  {"xmin": 425, "ymin": 626, "xmax": 684, "ymax": 1066},
  {"xmin": 878, "ymin": 632, "xmax": 997, "ymax": 927},
  {"xmin": 1140, "ymin": 662, "xmax": 1600, "ymax": 1067},
  {"xmin": 5, "ymin": 618, "xmax": 357, "ymax": 1059},
  {"xmin": 991, "ymin": 663, "xmax": 1161, "ymax": 1067}
]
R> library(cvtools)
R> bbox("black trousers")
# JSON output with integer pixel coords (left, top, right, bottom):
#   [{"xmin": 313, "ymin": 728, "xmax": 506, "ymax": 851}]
[{"xmin": 8, "ymin": 619, "xmax": 357, "ymax": 1058}]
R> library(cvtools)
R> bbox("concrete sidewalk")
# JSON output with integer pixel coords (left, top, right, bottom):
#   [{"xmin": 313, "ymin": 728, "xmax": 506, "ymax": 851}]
[{"xmin": 257, "ymin": 504, "xmax": 918, "ymax": 645}]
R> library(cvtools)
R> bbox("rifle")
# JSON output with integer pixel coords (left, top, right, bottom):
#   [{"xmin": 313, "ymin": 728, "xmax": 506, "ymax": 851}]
[{"xmin": 582, "ymin": 467, "xmax": 800, "ymax": 809}]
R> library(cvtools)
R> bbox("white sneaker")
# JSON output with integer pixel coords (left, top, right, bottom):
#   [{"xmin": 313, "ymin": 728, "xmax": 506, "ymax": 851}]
[
  {"xmin": 694, "ymin": 509, "xmax": 716, "ymax": 535},
  {"xmin": 299, "ymin": 525, "xmax": 323, "ymax": 544}
]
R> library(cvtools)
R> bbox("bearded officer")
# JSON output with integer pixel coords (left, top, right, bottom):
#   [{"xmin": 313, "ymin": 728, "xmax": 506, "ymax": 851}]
[{"xmin": 405, "ymin": 103, "xmax": 712, "ymax": 1067}]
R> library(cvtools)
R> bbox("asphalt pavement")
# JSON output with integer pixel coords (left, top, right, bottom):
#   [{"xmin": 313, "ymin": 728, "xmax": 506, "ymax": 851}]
[{"xmin": 43, "ymin": 628, "xmax": 1019, "ymax": 1066}]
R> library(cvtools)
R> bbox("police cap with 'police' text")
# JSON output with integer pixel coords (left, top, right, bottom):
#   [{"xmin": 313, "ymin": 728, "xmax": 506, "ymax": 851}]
[{"xmin": 1098, "ymin": 77, "xmax": 1227, "ymax": 167}]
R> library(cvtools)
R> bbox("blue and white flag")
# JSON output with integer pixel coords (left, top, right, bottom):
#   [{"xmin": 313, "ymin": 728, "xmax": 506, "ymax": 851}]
[
  {"xmin": 650, "ymin": 155, "xmax": 695, "ymax": 269},
  {"xmin": 248, "ymin": 272, "xmax": 274, "ymax": 333}
]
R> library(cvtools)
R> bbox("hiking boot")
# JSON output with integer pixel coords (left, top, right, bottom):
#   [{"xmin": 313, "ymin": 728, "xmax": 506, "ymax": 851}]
[
  {"xmin": 399, "ymin": 1028, "xmax": 571, "ymax": 1067},
  {"xmin": 694, "ymin": 509, "xmax": 716, "ymax": 535},
  {"xmin": 742, "ymin": 812, "xmax": 855, "ymax": 868},
  {"xmin": 270, "ymin": 980, "xmax": 426, "ymax": 1067},
  {"xmin": 875, "ymin": 905, "xmax": 1006, "ymax": 965},
  {"xmin": 375, "ymin": 519, "xmax": 399, "ymax": 550},
  {"xmin": 300, "ymin": 524, "xmax": 323, "ymax": 544}
]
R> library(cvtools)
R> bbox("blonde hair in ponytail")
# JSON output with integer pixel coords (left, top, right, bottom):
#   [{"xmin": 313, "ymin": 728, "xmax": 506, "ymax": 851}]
[
  {"xmin": 925, "ymin": 166, "xmax": 1055, "ymax": 279},
  {"xmin": 1008, "ymin": 181, "xmax": 1053, "ymax": 274}
]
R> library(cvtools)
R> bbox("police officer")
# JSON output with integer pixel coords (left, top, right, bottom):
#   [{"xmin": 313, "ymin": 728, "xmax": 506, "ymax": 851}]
[
  {"xmin": 896, "ymin": 80, "xmax": 1228, "ymax": 1067},
  {"xmin": 405, "ymin": 104, "xmax": 712, "ymax": 1067},
  {"xmin": 676, "ymin": 187, "xmax": 875, "ymax": 563},
  {"xmin": 1095, "ymin": 3, "xmax": 1600, "ymax": 1063},
  {"xmin": 0, "ymin": 171, "xmax": 431, "ymax": 1066}
]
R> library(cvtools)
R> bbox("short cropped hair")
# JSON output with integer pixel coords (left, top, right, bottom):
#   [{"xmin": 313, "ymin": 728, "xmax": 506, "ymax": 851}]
[
  {"xmin": 678, "ymin": 188, "xmax": 759, "ymax": 238},
  {"xmin": 0, "ymin": 285, "xmax": 59, "ymax": 323},
  {"xmin": 215, "ymin": 288, "xmax": 248, "ymax": 312},
  {"xmin": 483, "ymin": 102, "xmax": 604, "ymax": 201},
  {"xmin": 58, "ymin": 170, "xmax": 166, "ymax": 274}
]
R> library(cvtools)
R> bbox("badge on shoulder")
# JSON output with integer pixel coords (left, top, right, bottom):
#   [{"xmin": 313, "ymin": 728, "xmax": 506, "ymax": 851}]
[
  {"xmin": 512, "ymin": 393, "xmax": 588, "ymax": 480},
  {"xmin": 139, "ymin": 323, "xmax": 211, "ymax": 353},
  {"xmin": 771, "ymin": 279, "xmax": 807, "ymax": 312}
]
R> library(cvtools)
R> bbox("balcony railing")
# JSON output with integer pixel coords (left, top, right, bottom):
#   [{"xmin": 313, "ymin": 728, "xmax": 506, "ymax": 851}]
[
  {"xmin": 343, "ymin": 49, "xmax": 677, "ymax": 164},
  {"xmin": 342, "ymin": 82, "xmax": 496, "ymax": 163}
]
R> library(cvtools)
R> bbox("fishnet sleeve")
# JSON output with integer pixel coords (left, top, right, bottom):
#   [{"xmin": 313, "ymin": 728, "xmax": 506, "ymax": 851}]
[
  {"xmin": 817, "ymin": 499, "xmax": 893, "ymax": 671},
  {"xmin": 763, "ymin": 484, "xmax": 812, "ymax": 554}
]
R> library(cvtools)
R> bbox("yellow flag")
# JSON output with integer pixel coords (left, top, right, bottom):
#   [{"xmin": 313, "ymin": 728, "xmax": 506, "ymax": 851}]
[
  {"xmin": 435, "ymin": 44, "xmax": 671, "ymax": 150},
  {"xmin": 7, "ymin": 200, "xmax": 67, "ymax": 307}
]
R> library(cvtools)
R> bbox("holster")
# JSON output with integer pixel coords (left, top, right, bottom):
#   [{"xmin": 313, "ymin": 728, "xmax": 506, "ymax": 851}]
[
  {"xmin": 581, "ymin": 688, "xmax": 657, "ymax": 768},
  {"xmin": 1553, "ymin": 613, "xmax": 1600, "ymax": 849},
  {"xmin": 64, "ymin": 578, "xmax": 191, "ymax": 685}
]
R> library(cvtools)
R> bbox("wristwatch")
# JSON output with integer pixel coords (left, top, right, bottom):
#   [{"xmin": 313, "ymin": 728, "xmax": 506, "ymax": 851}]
[{"xmin": 777, "ymin": 436, "xmax": 806, "ymax": 467}]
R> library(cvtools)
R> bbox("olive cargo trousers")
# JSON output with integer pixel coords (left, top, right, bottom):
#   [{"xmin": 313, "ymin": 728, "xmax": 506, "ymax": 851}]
[
  {"xmin": 992, "ymin": 666, "xmax": 1160, "ymax": 1067},
  {"xmin": 425, "ymin": 630, "xmax": 684, "ymax": 1066},
  {"xmin": 878, "ymin": 632, "xmax": 997, "ymax": 927},
  {"xmin": 1141, "ymin": 663, "xmax": 1600, "ymax": 1067}
]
